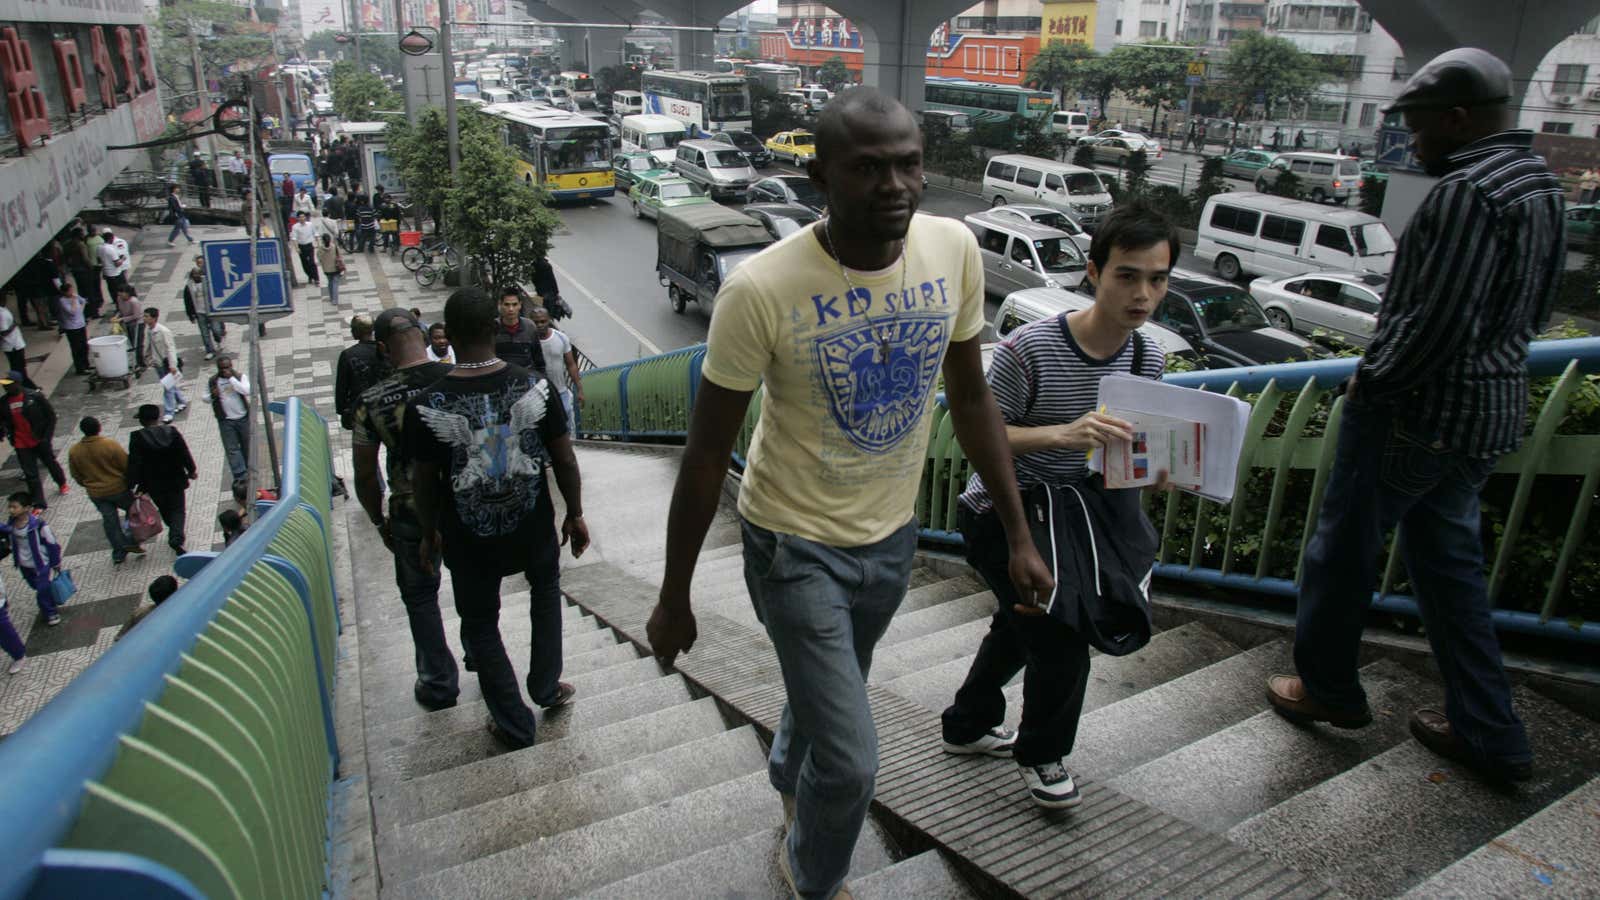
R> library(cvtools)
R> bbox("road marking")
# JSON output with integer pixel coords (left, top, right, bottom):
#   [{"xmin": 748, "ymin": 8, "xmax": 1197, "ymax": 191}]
[{"xmin": 548, "ymin": 258, "xmax": 662, "ymax": 356}]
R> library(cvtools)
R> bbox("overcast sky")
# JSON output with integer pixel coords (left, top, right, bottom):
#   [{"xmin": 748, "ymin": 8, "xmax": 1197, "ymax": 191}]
[{"xmin": 745, "ymin": 0, "xmax": 778, "ymax": 13}]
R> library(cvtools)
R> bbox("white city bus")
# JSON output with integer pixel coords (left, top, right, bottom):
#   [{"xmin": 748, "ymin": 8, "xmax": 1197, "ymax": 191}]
[
  {"xmin": 640, "ymin": 70, "xmax": 753, "ymax": 137},
  {"xmin": 554, "ymin": 71, "xmax": 598, "ymax": 110}
]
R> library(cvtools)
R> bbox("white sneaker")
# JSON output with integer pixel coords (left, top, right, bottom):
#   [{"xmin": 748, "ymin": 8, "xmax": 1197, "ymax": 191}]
[
  {"xmin": 943, "ymin": 725, "xmax": 1017, "ymax": 757},
  {"xmin": 1018, "ymin": 759, "xmax": 1081, "ymax": 809},
  {"xmin": 7, "ymin": 657, "xmax": 23, "ymax": 674},
  {"xmin": 162, "ymin": 414, "xmax": 174, "ymax": 424}
]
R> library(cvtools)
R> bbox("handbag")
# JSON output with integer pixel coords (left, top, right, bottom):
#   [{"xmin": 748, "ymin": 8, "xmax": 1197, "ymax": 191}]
[
  {"xmin": 50, "ymin": 569, "xmax": 76, "ymax": 606},
  {"xmin": 1023, "ymin": 478, "xmax": 1158, "ymax": 656},
  {"xmin": 128, "ymin": 493, "xmax": 164, "ymax": 543}
]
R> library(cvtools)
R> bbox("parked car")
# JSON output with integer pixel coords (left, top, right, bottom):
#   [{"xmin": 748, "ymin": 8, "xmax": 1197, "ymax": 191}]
[
  {"xmin": 1358, "ymin": 160, "xmax": 1389, "ymax": 187},
  {"xmin": 765, "ymin": 130, "xmax": 817, "ymax": 165},
  {"xmin": 628, "ymin": 173, "xmax": 713, "ymax": 221},
  {"xmin": 1083, "ymin": 136, "xmax": 1160, "ymax": 166},
  {"xmin": 1149, "ymin": 271, "xmax": 1330, "ymax": 367},
  {"xmin": 1215, "ymin": 148, "xmax": 1277, "ymax": 181},
  {"xmin": 747, "ymin": 175, "xmax": 825, "ymax": 215},
  {"xmin": 990, "ymin": 288, "xmax": 1197, "ymax": 363},
  {"xmin": 741, "ymin": 202, "xmax": 819, "ymax": 240},
  {"xmin": 1248, "ymin": 271, "xmax": 1385, "ymax": 348},
  {"xmin": 1077, "ymin": 129, "xmax": 1162, "ymax": 157},
  {"xmin": 612, "ymin": 151, "xmax": 664, "ymax": 192},
  {"xmin": 1566, "ymin": 203, "xmax": 1597, "ymax": 248},
  {"xmin": 964, "ymin": 210, "xmax": 1090, "ymax": 296},
  {"xmin": 710, "ymin": 130, "xmax": 773, "ymax": 168},
  {"xmin": 985, "ymin": 203, "xmax": 1093, "ymax": 253},
  {"xmin": 1254, "ymin": 151, "xmax": 1361, "ymax": 204}
]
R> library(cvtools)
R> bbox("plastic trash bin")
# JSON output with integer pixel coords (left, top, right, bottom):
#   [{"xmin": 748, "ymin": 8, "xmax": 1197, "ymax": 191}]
[{"xmin": 89, "ymin": 335, "xmax": 130, "ymax": 378}]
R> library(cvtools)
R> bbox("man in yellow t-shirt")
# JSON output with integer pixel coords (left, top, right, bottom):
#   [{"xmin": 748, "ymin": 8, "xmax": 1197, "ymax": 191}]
[{"xmin": 647, "ymin": 87, "xmax": 1051, "ymax": 900}]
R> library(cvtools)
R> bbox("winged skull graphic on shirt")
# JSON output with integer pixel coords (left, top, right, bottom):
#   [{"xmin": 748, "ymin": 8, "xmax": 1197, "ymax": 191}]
[{"xmin": 416, "ymin": 380, "xmax": 551, "ymax": 537}]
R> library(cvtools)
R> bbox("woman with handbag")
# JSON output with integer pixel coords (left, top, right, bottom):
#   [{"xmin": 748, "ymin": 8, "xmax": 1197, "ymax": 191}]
[
  {"xmin": 316, "ymin": 234, "xmax": 344, "ymax": 305},
  {"xmin": 0, "ymin": 491, "xmax": 68, "ymax": 626}
]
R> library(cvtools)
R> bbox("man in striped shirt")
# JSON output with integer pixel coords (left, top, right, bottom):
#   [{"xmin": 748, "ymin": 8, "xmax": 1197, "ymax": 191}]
[
  {"xmin": 1267, "ymin": 48, "xmax": 1561, "ymax": 784},
  {"xmin": 943, "ymin": 205, "xmax": 1173, "ymax": 809}
]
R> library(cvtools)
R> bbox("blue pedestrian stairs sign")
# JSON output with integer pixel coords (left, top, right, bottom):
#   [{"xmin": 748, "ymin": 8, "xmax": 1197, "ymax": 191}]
[{"xmin": 201, "ymin": 239, "xmax": 294, "ymax": 319}]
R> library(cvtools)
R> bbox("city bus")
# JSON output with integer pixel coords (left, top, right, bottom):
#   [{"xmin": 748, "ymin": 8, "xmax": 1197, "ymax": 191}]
[
  {"xmin": 923, "ymin": 78, "xmax": 1054, "ymax": 123},
  {"xmin": 554, "ymin": 71, "xmax": 598, "ymax": 109},
  {"xmin": 483, "ymin": 103, "xmax": 615, "ymax": 202},
  {"xmin": 746, "ymin": 62, "xmax": 801, "ymax": 94},
  {"xmin": 640, "ymin": 70, "xmax": 753, "ymax": 137}
]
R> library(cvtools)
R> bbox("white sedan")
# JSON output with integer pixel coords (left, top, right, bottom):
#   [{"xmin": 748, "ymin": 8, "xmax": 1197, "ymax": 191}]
[
  {"xmin": 1248, "ymin": 272, "xmax": 1385, "ymax": 348},
  {"xmin": 1076, "ymin": 129, "xmax": 1163, "ymax": 157}
]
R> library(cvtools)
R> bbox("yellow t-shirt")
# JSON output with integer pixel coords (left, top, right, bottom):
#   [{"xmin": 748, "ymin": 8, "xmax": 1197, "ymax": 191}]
[{"xmin": 701, "ymin": 213, "xmax": 986, "ymax": 547}]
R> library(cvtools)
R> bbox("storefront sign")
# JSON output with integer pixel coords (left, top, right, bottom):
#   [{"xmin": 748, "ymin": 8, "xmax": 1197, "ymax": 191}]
[
  {"xmin": 1041, "ymin": 2, "xmax": 1098, "ymax": 48},
  {"xmin": 1, "ymin": 22, "xmax": 158, "ymax": 153}
]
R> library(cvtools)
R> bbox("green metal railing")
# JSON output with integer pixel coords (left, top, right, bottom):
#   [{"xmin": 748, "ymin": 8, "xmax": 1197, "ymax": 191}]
[
  {"xmin": 0, "ymin": 398, "xmax": 341, "ymax": 898},
  {"xmin": 581, "ymin": 338, "xmax": 1600, "ymax": 645}
]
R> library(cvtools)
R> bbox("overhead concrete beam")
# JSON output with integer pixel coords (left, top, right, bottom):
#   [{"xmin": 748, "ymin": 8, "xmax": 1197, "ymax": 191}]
[
  {"xmin": 638, "ymin": 0, "xmax": 747, "ymax": 71},
  {"xmin": 803, "ymin": 0, "xmax": 971, "ymax": 111}
]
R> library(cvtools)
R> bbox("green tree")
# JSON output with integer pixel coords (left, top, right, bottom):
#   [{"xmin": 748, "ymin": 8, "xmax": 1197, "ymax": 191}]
[
  {"xmin": 818, "ymin": 56, "xmax": 851, "ymax": 92},
  {"xmin": 1025, "ymin": 42, "xmax": 1094, "ymax": 106},
  {"xmin": 1217, "ymin": 31, "xmax": 1330, "ymax": 120},
  {"xmin": 1267, "ymin": 169, "xmax": 1303, "ymax": 199},
  {"xmin": 444, "ymin": 128, "xmax": 561, "ymax": 292},
  {"xmin": 1077, "ymin": 55, "xmax": 1121, "ymax": 122},
  {"xmin": 1191, "ymin": 155, "xmax": 1228, "ymax": 210},
  {"xmin": 1112, "ymin": 43, "xmax": 1192, "ymax": 131},
  {"xmin": 331, "ymin": 60, "xmax": 401, "ymax": 121},
  {"xmin": 153, "ymin": 0, "xmax": 273, "ymax": 105},
  {"xmin": 303, "ymin": 29, "xmax": 402, "ymax": 75},
  {"xmin": 729, "ymin": 47, "xmax": 759, "ymax": 60},
  {"xmin": 1123, "ymin": 149, "xmax": 1152, "ymax": 196}
]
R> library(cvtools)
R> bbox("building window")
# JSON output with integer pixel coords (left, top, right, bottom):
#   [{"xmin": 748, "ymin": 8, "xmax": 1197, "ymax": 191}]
[
  {"xmin": 1160, "ymin": 21, "xmax": 1168, "ymax": 37},
  {"xmin": 1553, "ymin": 64, "xmax": 1588, "ymax": 95},
  {"xmin": 1391, "ymin": 57, "xmax": 1410, "ymax": 81},
  {"xmin": 954, "ymin": 16, "xmax": 1042, "ymax": 32},
  {"xmin": 1115, "ymin": 19, "xmax": 1123, "ymax": 35},
  {"xmin": 1359, "ymin": 102, "xmax": 1376, "ymax": 127},
  {"xmin": 1542, "ymin": 121, "xmax": 1574, "ymax": 135},
  {"xmin": 1139, "ymin": 20, "xmax": 1158, "ymax": 37}
]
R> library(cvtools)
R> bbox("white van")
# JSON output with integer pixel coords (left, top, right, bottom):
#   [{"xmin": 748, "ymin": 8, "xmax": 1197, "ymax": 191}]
[
  {"xmin": 611, "ymin": 90, "xmax": 644, "ymax": 120},
  {"xmin": 1048, "ymin": 110, "xmax": 1091, "ymax": 140},
  {"xmin": 982, "ymin": 154, "xmax": 1114, "ymax": 230},
  {"xmin": 1195, "ymin": 193, "xmax": 1397, "ymax": 281},
  {"xmin": 621, "ymin": 114, "xmax": 689, "ymax": 167}
]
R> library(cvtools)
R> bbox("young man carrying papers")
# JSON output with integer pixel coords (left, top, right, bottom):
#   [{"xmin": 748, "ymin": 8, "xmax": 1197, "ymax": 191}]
[{"xmin": 941, "ymin": 205, "xmax": 1176, "ymax": 809}]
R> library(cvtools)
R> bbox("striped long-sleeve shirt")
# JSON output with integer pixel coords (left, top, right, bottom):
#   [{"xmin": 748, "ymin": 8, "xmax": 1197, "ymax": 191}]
[{"xmin": 1356, "ymin": 130, "xmax": 1565, "ymax": 458}]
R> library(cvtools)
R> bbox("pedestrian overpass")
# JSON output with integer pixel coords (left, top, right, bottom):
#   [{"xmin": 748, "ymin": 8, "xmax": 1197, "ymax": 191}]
[{"xmin": 0, "ymin": 336, "xmax": 1596, "ymax": 897}]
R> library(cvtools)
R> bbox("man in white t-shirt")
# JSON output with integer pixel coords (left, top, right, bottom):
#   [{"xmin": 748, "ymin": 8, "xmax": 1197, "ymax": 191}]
[
  {"xmin": 646, "ymin": 88, "xmax": 1051, "ymax": 900},
  {"xmin": 96, "ymin": 229, "xmax": 131, "ymax": 300},
  {"xmin": 290, "ymin": 212, "xmax": 321, "ymax": 285},
  {"xmin": 530, "ymin": 307, "xmax": 581, "ymax": 427}
]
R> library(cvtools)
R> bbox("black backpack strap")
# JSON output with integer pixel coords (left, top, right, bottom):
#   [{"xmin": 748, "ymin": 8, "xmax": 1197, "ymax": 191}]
[{"xmin": 1130, "ymin": 329, "xmax": 1147, "ymax": 376}]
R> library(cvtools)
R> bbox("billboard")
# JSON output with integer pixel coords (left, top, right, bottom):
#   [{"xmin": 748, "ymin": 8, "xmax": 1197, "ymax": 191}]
[{"xmin": 1041, "ymin": 2, "xmax": 1097, "ymax": 48}]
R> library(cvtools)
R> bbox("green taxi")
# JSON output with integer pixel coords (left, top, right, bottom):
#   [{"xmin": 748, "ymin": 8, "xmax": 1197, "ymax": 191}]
[
  {"xmin": 612, "ymin": 151, "xmax": 665, "ymax": 192},
  {"xmin": 629, "ymin": 172, "xmax": 713, "ymax": 221}
]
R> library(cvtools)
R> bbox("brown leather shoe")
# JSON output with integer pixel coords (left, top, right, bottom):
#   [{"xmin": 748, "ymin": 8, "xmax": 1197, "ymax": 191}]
[
  {"xmin": 1409, "ymin": 708, "xmax": 1532, "ymax": 784},
  {"xmin": 1265, "ymin": 675, "xmax": 1373, "ymax": 729}
]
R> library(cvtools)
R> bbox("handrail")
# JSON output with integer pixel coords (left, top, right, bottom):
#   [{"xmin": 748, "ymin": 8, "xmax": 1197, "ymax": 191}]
[{"xmin": 0, "ymin": 397, "xmax": 339, "ymax": 899}]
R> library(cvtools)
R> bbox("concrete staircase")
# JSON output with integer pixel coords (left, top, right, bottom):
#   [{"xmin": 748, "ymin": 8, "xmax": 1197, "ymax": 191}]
[{"xmin": 341, "ymin": 443, "xmax": 1600, "ymax": 897}]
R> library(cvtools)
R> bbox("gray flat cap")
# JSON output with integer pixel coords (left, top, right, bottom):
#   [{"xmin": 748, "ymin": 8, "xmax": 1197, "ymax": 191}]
[{"xmin": 1386, "ymin": 47, "xmax": 1512, "ymax": 113}]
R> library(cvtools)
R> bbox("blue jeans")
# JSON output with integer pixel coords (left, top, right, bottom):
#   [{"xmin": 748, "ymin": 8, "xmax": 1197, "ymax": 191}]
[
  {"xmin": 741, "ymin": 517, "xmax": 916, "ymax": 900},
  {"xmin": 446, "ymin": 529, "xmax": 563, "ymax": 747},
  {"xmin": 390, "ymin": 508, "xmax": 459, "ymax": 706},
  {"xmin": 168, "ymin": 216, "xmax": 192, "ymax": 243},
  {"xmin": 92, "ymin": 490, "xmax": 136, "ymax": 560},
  {"xmin": 219, "ymin": 416, "xmax": 249, "ymax": 481},
  {"xmin": 158, "ymin": 365, "xmax": 188, "ymax": 416},
  {"xmin": 325, "ymin": 272, "xmax": 340, "ymax": 305},
  {"xmin": 195, "ymin": 315, "xmax": 224, "ymax": 356},
  {"xmin": 1296, "ymin": 397, "xmax": 1530, "ymax": 766}
]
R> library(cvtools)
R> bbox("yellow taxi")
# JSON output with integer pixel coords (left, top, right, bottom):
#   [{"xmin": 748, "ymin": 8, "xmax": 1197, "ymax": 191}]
[{"xmin": 764, "ymin": 130, "xmax": 816, "ymax": 166}]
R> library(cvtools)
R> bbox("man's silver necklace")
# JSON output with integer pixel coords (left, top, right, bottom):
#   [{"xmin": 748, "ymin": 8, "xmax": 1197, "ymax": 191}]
[
  {"xmin": 454, "ymin": 357, "xmax": 502, "ymax": 370},
  {"xmin": 822, "ymin": 218, "xmax": 907, "ymax": 365}
]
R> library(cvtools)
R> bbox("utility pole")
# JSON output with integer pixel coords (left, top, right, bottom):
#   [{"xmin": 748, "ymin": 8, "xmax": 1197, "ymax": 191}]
[
  {"xmin": 440, "ymin": 0, "xmax": 460, "ymax": 175},
  {"xmin": 395, "ymin": 0, "xmax": 413, "ymax": 121},
  {"xmin": 350, "ymin": 0, "xmax": 363, "ymax": 67},
  {"xmin": 188, "ymin": 24, "xmax": 220, "ymax": 167},
  {"xmin": 245, "ymin": 88, "xmax": 282, "ymax": 494}
]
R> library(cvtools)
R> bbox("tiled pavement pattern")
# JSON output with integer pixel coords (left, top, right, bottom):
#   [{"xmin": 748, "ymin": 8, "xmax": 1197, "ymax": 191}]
[{"xmin": 0, "ymin": 218, "xmax": 442, "ymax": 736}]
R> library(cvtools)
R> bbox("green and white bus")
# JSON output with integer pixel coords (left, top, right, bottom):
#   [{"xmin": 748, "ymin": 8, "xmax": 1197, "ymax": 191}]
[
  {"xmin": 640, "ymin": 70, "xmax": 753, "ymax": 137},
  {"xmin": 923, "ymin": 79, "xmax": 1054, "ymax": 123}
]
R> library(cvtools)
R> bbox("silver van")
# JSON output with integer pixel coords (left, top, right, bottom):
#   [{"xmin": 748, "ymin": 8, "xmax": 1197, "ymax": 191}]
[
  {"xmin": 982, "ymin": 154, "xmax": 1114, "ymax": 230},
  {"xmin": 672, "ymin": 139, "xmax": 758, "ymax": 200},
  {"xmin": 1253, "ymin": 152, "xmax": 1361, "ymax": 204},
  {"xmin": 964, "ymin": 210, "xmax": 1089, "ymax": 297}
]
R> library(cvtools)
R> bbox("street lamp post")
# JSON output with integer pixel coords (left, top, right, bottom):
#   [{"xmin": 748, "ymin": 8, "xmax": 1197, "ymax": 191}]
[{"xmin": 440, "ymin": 0, "xmax": 459, "ymax": 176}]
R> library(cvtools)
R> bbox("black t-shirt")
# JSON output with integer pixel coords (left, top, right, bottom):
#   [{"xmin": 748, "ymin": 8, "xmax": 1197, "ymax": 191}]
[
  {"xmin": 404, "ymin": 365, "xmax": 569, "ymax": 571},
  {"xmin": 352, "ymin": 361, "xmax": 453, "ymax": 515}
]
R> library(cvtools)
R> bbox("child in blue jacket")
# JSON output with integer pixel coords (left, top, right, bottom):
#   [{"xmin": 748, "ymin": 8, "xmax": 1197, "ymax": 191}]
[{"xmin": 0, "ymin": 491, "xmax": 64, "ymax": 626}]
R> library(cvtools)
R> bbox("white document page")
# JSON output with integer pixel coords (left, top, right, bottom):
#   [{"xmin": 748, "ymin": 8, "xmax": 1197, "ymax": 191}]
[{"xmin": 1088, "ymin": 373, "xmax": 1251, "ymax": 503}]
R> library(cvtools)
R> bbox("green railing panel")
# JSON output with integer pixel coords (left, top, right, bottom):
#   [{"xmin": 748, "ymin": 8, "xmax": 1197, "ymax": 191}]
[
  {"xmin": 1488, "ymin": 362, "xmax": 1582, "ymax": 604},
  {"xmin": 266, "ymin": 511, "xmax": 339, "ymax": 683},
  {"xmin": 1256, "ymin": 380, "xmax": 1322, "ymax": 580},
  {"xmin": 581, "ymin": 367, "xmax": 626, "ymax": 433},
  {"xmin": 1546, "ymin": 459, "xmax": 1600, "ymax": 621},
  {"xmin": 1221, "ymin": 378, "xmax": 1285, "ymax": 577},
  {"xmin": 1295, "ymin": 394, "xmax": 1347, "ymax": 586},
  {"xmin": 66, "ymin": 785, "xmax": 238, "ymax": 899}
]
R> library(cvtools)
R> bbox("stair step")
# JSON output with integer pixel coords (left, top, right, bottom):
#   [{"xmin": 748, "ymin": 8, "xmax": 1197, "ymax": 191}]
[
  {"xmin": 383, "ymin": 726, "xmax": 768, "ymax": 882},
  {"xmin": 375, "ymin": 696, "xmax": 731, "ymax": 828},
  {"xmin": 1108, "ymin": 658, "xmax": 1434, "ymax": 832},
  {"xmin": 1228, "ymin": 687, "xmax": 1600, "ymax": 897},
  {"xmin": 882, "ymin": 620, "xmax": 1242, "ymax": 723},
  {"xmin": 366, "ymin": 620, "xmax": 618, "ymax": 672},
  {"xmin": 389, "ymin": 770, "xmax": 785, "ymax": 899},
  {"xmin": 898, "ymin": 575, "xmax": 988, "ymax": 615},
  {"xmin": 866, "ymin": 618, "xmax": 995, "ymax": 685},
  {"xmin": 1071, "ymin": 640, "xmax": 1293, "ymax": 780},
  {"xmin": 907, "ymin": 567, "xmax": 942, "ymax": 589},
  {"xmin": 365, "ymin": 592, "xmax": 585, "ymax": 638},
  {"xmin": 578, "ymin": 816, "xmax": 900, "ymax": 900},
  {"xmin": 850, "ymin": 849, "xmax": 978, "ymax": 900},
  {"xmin": 362, "ymin": 637, "xmax": 641, "ymax": 728},
  {"xmin": 1403, "ymin": 775, "xmax": 1600, "ymax": 898},
  {"xmin": 878, "ymin": 590, "xmax": 995, "ymax": 647},
  {"xmin": 374, "ymin": 674, "xmax": 697, "ymax": 784}
]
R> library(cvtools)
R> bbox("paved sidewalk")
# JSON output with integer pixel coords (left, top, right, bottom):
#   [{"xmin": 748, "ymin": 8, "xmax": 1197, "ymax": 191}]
[{"xmin": 0, "ymin": 220, "xmax": 423, "ymax": 735}]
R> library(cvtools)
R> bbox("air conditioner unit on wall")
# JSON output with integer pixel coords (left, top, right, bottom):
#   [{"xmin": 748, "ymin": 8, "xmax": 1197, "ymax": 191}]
[
  {"xmin": 1588, "ymin": 86, "xmax": 1600, "ymax": 101},
  {"xmin": 1553, "ymin": 94, "xmax": 1576, "ymax": 106}
]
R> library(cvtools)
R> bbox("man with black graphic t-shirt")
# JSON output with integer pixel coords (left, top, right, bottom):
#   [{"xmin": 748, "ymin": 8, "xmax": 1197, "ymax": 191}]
[
  {"xmin": 406, "ymin": 287, "xmax": 589, "ymax": 750},
  {"xmin": 352, "ymin": 308, "xmax": 458, "ymax": 712}
]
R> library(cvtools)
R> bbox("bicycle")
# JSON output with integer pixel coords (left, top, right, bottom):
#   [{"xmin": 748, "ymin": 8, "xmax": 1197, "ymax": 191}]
[
  {"xmin": 415, "ymin": 260, "xmax": 456, "ymax": 288},
  {"xmin": 401, "ymin": 235, "xmax": 461, "ymax": 272}
]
